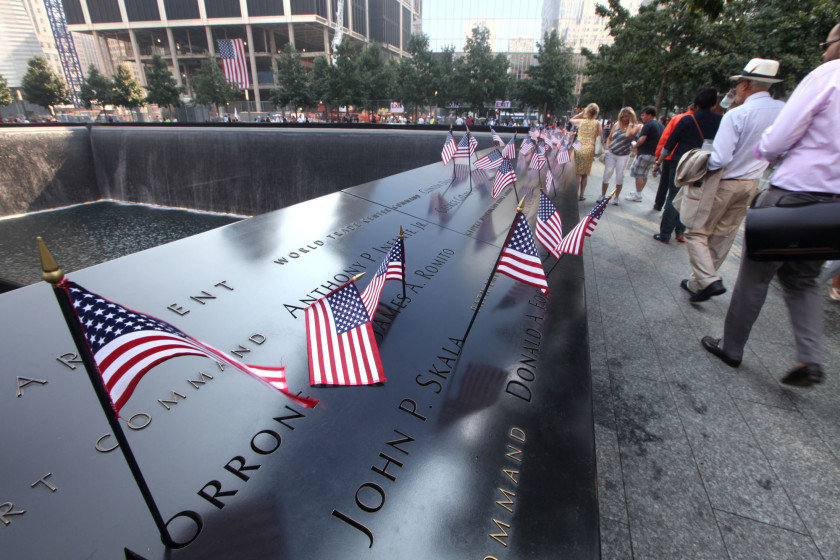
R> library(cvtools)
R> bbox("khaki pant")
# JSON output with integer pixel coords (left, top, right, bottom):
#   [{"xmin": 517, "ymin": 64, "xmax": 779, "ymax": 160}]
[{"xmin": 685, "ymin": 178, "xmax": 759, "ymax": 291}]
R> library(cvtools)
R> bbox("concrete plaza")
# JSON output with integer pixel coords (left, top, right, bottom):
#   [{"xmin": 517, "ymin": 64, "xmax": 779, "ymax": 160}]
[{"xmin": 578, "ymin": 160, "xmax": 840, "ymax": 559}]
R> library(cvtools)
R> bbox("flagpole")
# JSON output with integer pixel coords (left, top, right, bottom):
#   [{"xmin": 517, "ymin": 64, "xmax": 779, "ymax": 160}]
[
  {"xmin": 450, "ymin": 125, "xmax": 455, "ymax": 181},
  {"xmin": 466, "ymin": 125, "xmax": 473, "ymax": 191},
  {"xmin": 398, "ymin": 226, "xmax": 406, "ymax": 300},
  {"xmin": 461, "ymin": 197, "xmax": 525, "ymax": 345},
  {"xmin": 37, "ymin": 237, "xmax": 183, "ymax": 549}
]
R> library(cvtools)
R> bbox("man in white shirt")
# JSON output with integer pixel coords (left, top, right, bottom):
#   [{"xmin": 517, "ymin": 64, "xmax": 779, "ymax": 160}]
[{"xmin": 681, "ymin": 58, "xmax": 785, "ymax": 302}]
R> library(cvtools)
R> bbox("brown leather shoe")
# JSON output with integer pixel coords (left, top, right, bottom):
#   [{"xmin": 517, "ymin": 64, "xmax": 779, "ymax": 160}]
[
  {"xmin": 781, "ymin": 363, "xmax": 824, "ymax": 387},
  {"xmin": 701, "ymin": 336, "xmax": 741, "ymax": 367}
]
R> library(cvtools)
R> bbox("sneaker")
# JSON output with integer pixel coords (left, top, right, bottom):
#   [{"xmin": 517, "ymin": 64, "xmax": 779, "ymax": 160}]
[
  {"xmin": 675, "ymin": 235, "xmax": 686, "ymax": 243},
  {"xmin": 611, "ymin": 196, "xmax": 619, "ymax": 205},
  {"xmin": 626, "ymin": 192, "xmax": 643, "ymax": 202},
  {"xmin": 653, "ymin": 233, "xmax": 669, "ymax": 244}
]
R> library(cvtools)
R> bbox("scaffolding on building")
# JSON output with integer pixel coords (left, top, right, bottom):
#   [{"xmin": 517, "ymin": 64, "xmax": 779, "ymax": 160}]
[{"xmin": 43, "ymin": 0, "xmax": 84, "ymax": 107}]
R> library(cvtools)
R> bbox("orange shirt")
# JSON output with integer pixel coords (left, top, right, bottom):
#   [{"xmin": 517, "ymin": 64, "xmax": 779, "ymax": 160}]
[{"xmin": 655, "ymin": 110, "xmax": 694, "ymax": 160}]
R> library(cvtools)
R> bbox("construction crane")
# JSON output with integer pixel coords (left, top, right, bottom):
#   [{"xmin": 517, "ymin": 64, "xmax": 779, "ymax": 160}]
[{"xmin": 42, "ymin": 0, "xmax": 84, "ymax": 107}]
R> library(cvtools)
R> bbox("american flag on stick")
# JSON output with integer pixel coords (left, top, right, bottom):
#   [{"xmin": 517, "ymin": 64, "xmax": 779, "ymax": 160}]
[
  {"xmin": 502, "ymin": 134, "xmax": 517, "ymax": 159},
  {"xmin": 572, "ymin": 138, "xmax": 583, "ymax": 151},
  {"xmin": 490, "ymin": 128, "xmax": 504, "ymax": 147},
  {"xmin": 217, "ymin": 39, "xmax": 250, "ymax": 89},
  {"xmin": 453, "ymin": 132, "xmax": 474, "ymax": 158},
  {"xmin": 529, "ymin": 144, "xmax": 547, "ymax": 170},
  {"xmin": 473, "ymin": 149, "xmax": 503, "ymax": 170},
  {"xmin": 520, "ymin": 137, "xmax": 535, "ymax": 156},
  {"xmin": 496, "ymin": 211, "xmax": 549, "ymax": 295},
  {"xmin": 491, "ymin": 157, "xmax": 516, "ymax": 198},
  {"xmin": 360, "ymin": 235, "xmax": 405, "ymax": 318},
  {"xmin": 546, "ymin": 166, "xmax": 556, "ymax": 192},
  {"xmin": 441, "ymin": 129, "xmax": 457, "ymax": 165},
  {"xmin": 466, "ymin": 128, "xmax": 478, "ymax": 154},
  {"xmin": 536, "ymin": 190, "xmax": 563, "ymax": 258},
  {"xmin": 557, "ymin": 196, "xmax": 610, "ymax": 256},
  {"xmin": 556, "ymin": 149, "xmax": 571, "ymax": 165},
  {"xmin": 306, "ymin": 278, "xmax": 385, "ymax": 386},
  {"xmin": 60, "ymin": 281, "xmax": 317, "ymax": 412}
]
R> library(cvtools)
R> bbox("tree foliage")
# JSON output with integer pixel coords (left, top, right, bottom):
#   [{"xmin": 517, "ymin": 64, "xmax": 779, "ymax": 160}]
[
  {"xmin": 21, "ymin": 56, "xmax": 70, "ymax": 112},
  {"xmin": 0, "ymin": 74, "xmax": 13, "ymax": 107},
  {"xmin": 111, "ymin": 64, "xmax": 146, "ymax": 113},
  {"xmin": 79, "ymin": 65, "xmax": 114, "ymax": 108},
  {"xmin": 193, "ymin": 54, "xmax": 240, "ymax": 108},
  {"xmin": 582, "ymin": 0, "xmax": 840, "ymax": 115},
  {"xmin": 357, "ymin": 43, "xmax": 392, "ymax": 112},
  {"xmin": 144, "ymin": 54, "xmax": 184, "ymax": 110},
  {"xmin": 393, "ymin": 34, "xmax": 437, "ymax": 116},
  {"xmin": 455, "ymin": 26, "xmax": 510, "ymax": 114},
  {"xmin": 270, "ymin": 44, "xmax": 313, "ymax": 109},
  {"xmin": 518, "ymin": 30, "xmax": 576, "ymax": 121}
]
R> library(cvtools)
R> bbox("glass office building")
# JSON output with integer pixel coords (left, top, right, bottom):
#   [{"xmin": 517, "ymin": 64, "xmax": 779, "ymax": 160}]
[{"xmin": 62, "ymin": 0, "xmax": 421, "ymax": 110}]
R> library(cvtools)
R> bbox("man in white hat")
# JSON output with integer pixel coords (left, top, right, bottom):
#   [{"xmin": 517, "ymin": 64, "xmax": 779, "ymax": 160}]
[
  {"xmin": 702, "ymin": 21, "xmax": 840, "ymax": 387},
  {"xmin": 680, "ymin": 58, "xmax": 785, "ymax": 302}
]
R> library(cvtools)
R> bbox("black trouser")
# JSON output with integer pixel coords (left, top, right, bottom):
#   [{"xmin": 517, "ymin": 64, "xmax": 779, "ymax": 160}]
[{"xmin": 654, "ymin": 159, "xmax": 673, "ymax": 210}]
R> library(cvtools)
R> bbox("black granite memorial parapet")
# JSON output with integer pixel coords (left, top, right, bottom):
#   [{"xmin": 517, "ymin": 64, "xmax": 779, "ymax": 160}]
[{"xmin": 0, "ymin": 150, "xmax": 596, "ymax": 558}]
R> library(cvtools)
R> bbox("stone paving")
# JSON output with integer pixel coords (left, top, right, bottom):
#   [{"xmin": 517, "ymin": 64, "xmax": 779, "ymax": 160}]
[{"xmin": 576, "ymin": 160, "xmax": 840, "ymax": 560}]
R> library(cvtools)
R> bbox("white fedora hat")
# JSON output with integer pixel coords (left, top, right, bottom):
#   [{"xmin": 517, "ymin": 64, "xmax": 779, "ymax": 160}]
[{"xmin": 730, "ymin": 58, "xmax": 783, "ymax": 83}]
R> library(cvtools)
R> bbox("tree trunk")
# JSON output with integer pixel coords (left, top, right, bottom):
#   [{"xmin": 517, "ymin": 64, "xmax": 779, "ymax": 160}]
[{"xmin": 655, "ymin": 63, "xmax": 670, "ymax": 116}]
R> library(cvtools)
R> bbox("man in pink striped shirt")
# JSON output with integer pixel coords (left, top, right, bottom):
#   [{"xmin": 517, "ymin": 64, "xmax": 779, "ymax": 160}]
[{"xmin": 702, "ymin": 21, "xmax": 840, "ymax": 387}]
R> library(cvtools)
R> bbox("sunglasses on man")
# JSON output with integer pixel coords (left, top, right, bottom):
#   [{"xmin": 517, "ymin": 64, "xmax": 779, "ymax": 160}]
[{"xmin": 820, "ymin": 37, "xmax": 840, "ymax": 52}]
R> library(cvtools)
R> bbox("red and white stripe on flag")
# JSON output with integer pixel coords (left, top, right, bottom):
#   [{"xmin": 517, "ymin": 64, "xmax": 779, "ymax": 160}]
[
  {"xmin": 556, "ymin": 216, "xmax": 591, "ymax": 256},
  {"xmin": 218, "ymin": 39, "xmax": 250, "ymax": 89},
  {"xmin": 495, "ymin": 213, "xmax": 549, "ymax": 295},
  {"xmin": 536, "ymin": 191, "xmax": 563, "ymax": 259},
  {"xmin": 556, "ymin": 149, "xmax": 571, "ymax": 165},
  {"xmin": 306, "ymin": 282, "xmax": 385, "ymax": 386},
  {"xmin": 441, "ymin": 132, "xmax": 456, "ymax": 164}
]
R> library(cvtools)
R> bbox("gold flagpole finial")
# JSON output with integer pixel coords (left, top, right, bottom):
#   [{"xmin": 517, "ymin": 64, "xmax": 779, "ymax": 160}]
[
  {"xmin": 517, "ymin": 196, "xmax": 526, "ymax": 212},
  {"xmin": 37, "ymin": 237, "xmax": 64, "ymax": 285},
  {"xmin": 351, "ymin": 272, "xmax": 366, "ymax": 283},
  {"xmin": 607, "ymin": 187, "xmax": 617, "ymax": 200},
  {"xmin": 399, "ymin": 226, "xmax": 404, "ymax": 239},
  {"xmin": 539, "ymin": 185, "xmax": 545, "ymax": 192}
]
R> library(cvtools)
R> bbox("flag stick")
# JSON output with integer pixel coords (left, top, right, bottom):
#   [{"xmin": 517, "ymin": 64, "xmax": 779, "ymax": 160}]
[
  {"xmin": 461, "ymin": 196, "xmax": 526, "ymax": 345},
  {"xmin": 37, "ymin": 237, "xmax": 184, "ymax": 549},
  {"xmin": 467, "ymin": 126, "xmax": 473, "ymax": 191},
  {"xmin": 399, "ymin": 226, "xmax": 406, "ymax": 300},
  {"xmin": 546, "ymin": 253, "xmax": 565, "ymax": 278}
]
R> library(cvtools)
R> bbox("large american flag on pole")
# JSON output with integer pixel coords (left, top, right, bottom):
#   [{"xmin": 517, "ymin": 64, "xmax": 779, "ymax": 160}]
[
  {"xmin": 217, "ymin": 39, "xmax": 249, "ymax": 89},
  {"xmin": 306, "ymin": 281, "xmax": 385, "ymax": 386},
  {"xmin": 473, "ymin": 149, "xmax": 503, "ymax": 170},
  {"xmin": 60, "ymin": 281, "xmax": 317, "ymax": 413},
  {"xmin": 441, "ymin": 129, "xmax": 457, "ymax": 164},
  {"xmin": 360, "ymin": 237, "xmax": 405, "ymax": 318},
  {"xmin": 536, "ymin": 190, "xmax": 563, "ymax": 259},
  {"xmin": 557, "ymin": 197, "xmax": 609, "ymax": 256},
  {"xmin": 491, "ymin": 157, "xmax": 516, "ymax": 198},
  {"xmin": 495, "ymin": 212, "xmax": 549, "ymax": 295}
]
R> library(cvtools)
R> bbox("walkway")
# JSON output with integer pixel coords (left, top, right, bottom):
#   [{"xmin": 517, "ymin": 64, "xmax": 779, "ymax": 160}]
[{"xmin": 578, "ymin": 160, "xmax": 840, "ymax": 559}]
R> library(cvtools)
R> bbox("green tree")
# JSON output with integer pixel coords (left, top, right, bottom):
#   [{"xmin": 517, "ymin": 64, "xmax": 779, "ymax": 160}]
[
  {"xmin": 0, "ymin": 74, "xmax": 12, "ymax": 107},
  {"xmin": 193, "ymin": 54, "xmax": 240, "ymax": 112},
  {"xmin": 144, "ymin": 54, "xmax": 184, "ymax": 117},
  {"xmin": 331, "ymin": 39, "xmax": 363, "ymax": 109},
  {"xmin": 21, "ymin": 56, "xmax": 71, "ymax": 113},
  {"xmin": 519, "ymin": 30, "xmax": 576, "ymax": 121},
  {"xmin": 270, "ymin": 44, "xmax": 312, "ymax": 110},
  {"xmin": 110, "ymin": 64, "xmax": 146, "ymax": 120},
  {"xmin": 432, "ymin": 46, "xmax": 458, "ymax": 109},
  {"xmin": 309, "ymin": 55, "xmax": 334, "ymax": 116},
  {"xmin": 455, "ymin": 26, "xmax": 510, "ymax": 115},
  {"xmin": 79, "ymin": 65, "xmax": 113, "ymax": 109},
  {"xmin": 394, "ymin": 34, "xmax": 437, "ymax": 117},
  {"xmin": 357, "ymin": 43, "xmax": 391, "ymax": 113}
]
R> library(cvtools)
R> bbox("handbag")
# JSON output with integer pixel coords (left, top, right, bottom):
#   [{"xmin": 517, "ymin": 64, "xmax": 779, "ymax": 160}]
[
  {"xmin": 745, "ymin": 192, "xmax": 840, "ymax": 261},
  {"xmin": 593, "ymin": 136, "xmax": 604, "ymax": 158}
]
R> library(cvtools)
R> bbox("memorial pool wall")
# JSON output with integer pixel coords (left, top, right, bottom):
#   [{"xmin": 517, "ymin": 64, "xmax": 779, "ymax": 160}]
[{"xmin": 0, "ymin": 125, "xmax": 504, "ymax": 218}]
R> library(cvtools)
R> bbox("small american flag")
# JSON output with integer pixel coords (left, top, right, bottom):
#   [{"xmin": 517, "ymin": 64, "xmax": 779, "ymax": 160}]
[
  {"xmin": 473, "ymin": 149, "xmax": 503, "ymax": 170},
  {"xmin": 556, "ymin": 149, "xmax": 571, "ymax": 165},
  {"xmin": 536, "ymin": 190, "xmax": 563, "ymax": 258},
  {"xmin": 496, "ymin": 213, "xmax": 549, "ymax": 295},
  {"xmin": 546, "ymin": 166, "xmax": 556, "ymax": 192},
  {"xmin": 529, "ymin": 126, "xmax": 540, "ymax": 141},
  {"xmin": 502, "ymin": 134, "xmax": 517, "ymax": 159},
  {"xmin": 491, "ymin": 158, "xmax": 516, "ymax": 198},
  {"xmin": 453, "ymin": 133, "xmax": 473, "ymax": 158},
  {"xmin": 441, "ymin": 130, "xmax": 457, "ymax": 165},
  {"xmin": 306, "ymin": 281, "xmax": 384, "ymax": 386},
  {"xmin": 60, "ymin": 281, "xmax": 316, "ymax": 413},
  {"xmin": 468, "ymin": 130, "xmax": 478, "ymax": 153},
  {"xmin": 490, "ymin": 128, "xmax": 503, "ymax": 147},
  {"xmin": 218, "ymin": 39, "xmax": 249, "ymax": 89},
  {"xmin": 360, "ymin": 237, "xmax": 405, "ymax": 318},
  {"xmin": 572, "ymin": 138, "xmax": 583, "ymax": 151},
  {"xmin": 557, "ymin": 197, "xmax": 609, "ymax": 256},
  {"xmin": 529, "ymin": 144, "xmax": 547, "ymax": 170},
  {"xmin": 520, "ymin": 137, "xmax": 535, "ymax": 156}
]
